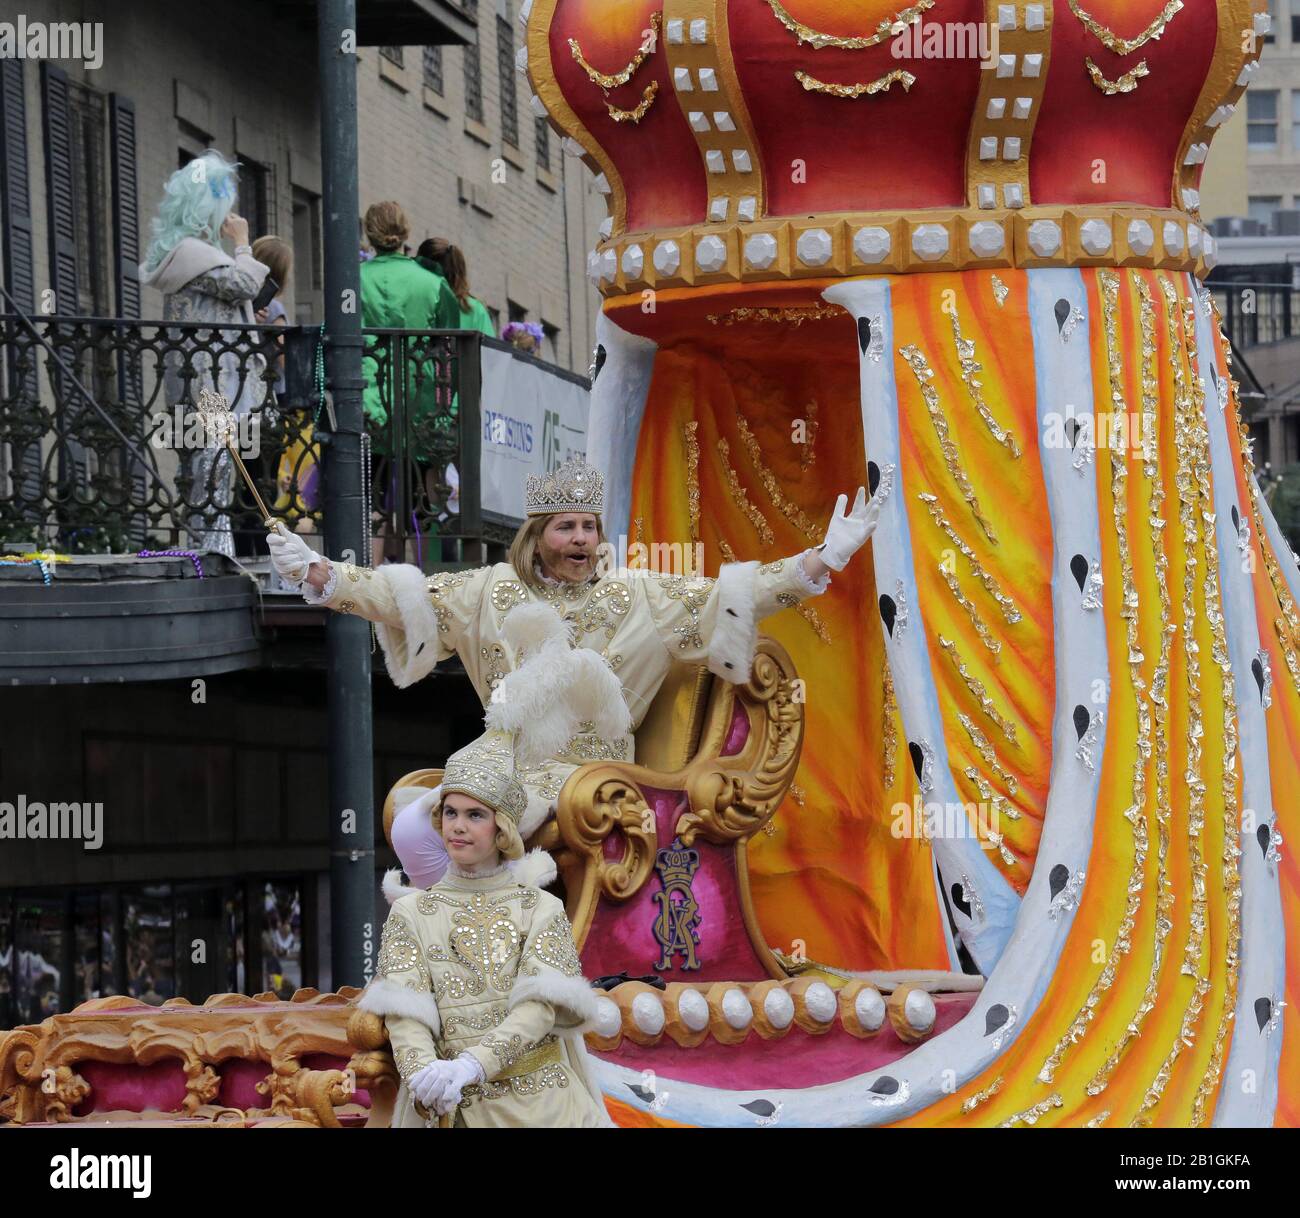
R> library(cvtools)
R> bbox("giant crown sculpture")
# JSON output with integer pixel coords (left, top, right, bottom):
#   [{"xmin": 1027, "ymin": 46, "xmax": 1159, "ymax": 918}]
[{"xmin": 520, "ymin": 0, "xmax": 1262, "ymax": 291}]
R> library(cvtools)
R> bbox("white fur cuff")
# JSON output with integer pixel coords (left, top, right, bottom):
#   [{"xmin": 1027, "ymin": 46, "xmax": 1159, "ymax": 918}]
[
  {"xmin": 707, "ymin": 560, "xmax": 759, "ymax": 685},
  {"xmin": 382, "ymin": 867, "xmax": 420, "ymax": 906},
  {"xmin": 358, "ymin": 977, "xmax": 442, "ymax": 1037},
  {"xmin": 509, "ymin": 971, "xmax": 600, "ymax": 1032},
  {"xmin": 373, "ymin": 564, "xmax": 444, "ymax": 689}
]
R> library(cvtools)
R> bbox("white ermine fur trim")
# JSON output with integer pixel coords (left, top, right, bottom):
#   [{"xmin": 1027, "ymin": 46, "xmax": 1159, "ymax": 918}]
[
  {"xmin": 373, "ymin": 564, "xmax": 445, "ymax": 689},
  {"xmin": 507, "ymin": 848, "xmax": 558, "ymax": 889},
  {"xmin": 509, "ymin": 971, "xmax": 600, "ymax": 1032},
  {"xmin": 708, "ymin": 560, "xmax": 759, "ymax": 684},
  {"xmin": 358, "ymin": 977, "xmax": 442, "ymax": 1037},
  {"xmin": 382, "ymin": 868, "xmax": 420, "ymax": 905}
]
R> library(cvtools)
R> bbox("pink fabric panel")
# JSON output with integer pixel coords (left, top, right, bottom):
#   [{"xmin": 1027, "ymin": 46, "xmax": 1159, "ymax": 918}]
[
  {"xmin": 593, "ymin": 991, "xmax": 978, "ymax": 1089},
  {"xmin": 76, "ymin": 1060, "xmax": 188, "ymax": 1115},
  {"xmin": 579, "ymin": 786, "xmax": 771, "ymax": 981},
  {"xmin": 722, "ymin": 700, "xmax": 749, "ymax": 756}
]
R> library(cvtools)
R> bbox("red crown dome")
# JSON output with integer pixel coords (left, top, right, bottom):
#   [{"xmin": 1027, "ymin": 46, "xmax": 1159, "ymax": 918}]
[{"xmin": 522, "ymin": 0, "xmax": 1267, "ymax": 293}]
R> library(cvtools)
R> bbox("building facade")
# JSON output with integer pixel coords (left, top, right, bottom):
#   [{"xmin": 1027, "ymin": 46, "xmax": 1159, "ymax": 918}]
[
  {"xmin": 0, "ymin": 0, "xmax": 603, "ymax": 372},
  {"xmin": 0, "ymin": 0, "xmax": 601, "ymax": 1027}
]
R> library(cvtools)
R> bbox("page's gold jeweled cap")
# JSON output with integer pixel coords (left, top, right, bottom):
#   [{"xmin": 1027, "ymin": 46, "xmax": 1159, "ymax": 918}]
[{"xmin": 440, "ymin": 728, "xmax": 528, "ymax": 824}]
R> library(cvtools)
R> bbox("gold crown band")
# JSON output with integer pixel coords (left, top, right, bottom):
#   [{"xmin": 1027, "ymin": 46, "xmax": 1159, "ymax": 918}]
[{"xmin": 588, "ymin": 205, "xmax": 1217, "ymax": 297}]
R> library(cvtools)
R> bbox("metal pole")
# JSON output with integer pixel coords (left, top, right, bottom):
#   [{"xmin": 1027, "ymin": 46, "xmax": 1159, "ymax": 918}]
[{"xmin": 319, "ymin": 0, "xmax": 375, "ymax": 990}]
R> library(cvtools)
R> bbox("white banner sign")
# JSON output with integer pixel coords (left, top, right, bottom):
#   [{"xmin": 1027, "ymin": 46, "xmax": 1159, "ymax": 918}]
[{"xmin": 479, "ymin": 343, "xmax": 590, "ymax": 521}]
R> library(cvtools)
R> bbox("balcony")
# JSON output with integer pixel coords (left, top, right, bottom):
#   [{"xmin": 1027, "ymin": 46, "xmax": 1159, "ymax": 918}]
[{"xmin": 0, "ymin": 314, "xmax": 589, "ymax": 683}]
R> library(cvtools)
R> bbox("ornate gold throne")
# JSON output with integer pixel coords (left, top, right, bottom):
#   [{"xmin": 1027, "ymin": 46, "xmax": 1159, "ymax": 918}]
[{"xmin": 382, "ymin": 635, "xmax": 805, "ymax": 982}]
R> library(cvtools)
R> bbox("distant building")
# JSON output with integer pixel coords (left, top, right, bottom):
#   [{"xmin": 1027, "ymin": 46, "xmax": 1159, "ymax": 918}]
[
  {"xmin": 0, "ymin": 0, "xmax": 599, "ymax": 1026},
  {"xmin": 0, "ymin": 0, "xmax": 603, "ymax": 374}
]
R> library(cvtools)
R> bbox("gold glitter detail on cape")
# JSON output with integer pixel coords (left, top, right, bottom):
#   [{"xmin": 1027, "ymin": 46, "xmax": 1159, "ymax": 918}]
[
  {"xmin": 717, "ymin": 438, "xmax": 775, "ymax": 547},
  {"xmin": 1087, "ymin": 275, "xmax": 1174, "ymax": 1099},
  {"xmin": 939, "ymin": 635, "xmax": 1018, "ymax": 744},
  {"xmin": 763, "ymin": 0, "xmax": 936, "ymax": 50},
  {"xmin": 938, "ymin": 566, "xmax": 1002, "ymax": 657},
  {"xmin": 883, "ymin": 658, "xmax": 898, "ymax": 790},
  {"xmin": 963, "ymin": 766, "xmax": 1020, "ymax": 822},
  {"xmin": 800, "ymin": 399, "xmax": 819, "ymax": 472},
  {"xmin": 991, "ymin": 275, "xmax": 1010, "ymax": 307},
  {"xmin": 901, "ymin": 347, "xmax": 998, "ymax": 543},
  {"xmin": 569, "ymin": 11, "xmax": 660, "ymax": 90},
  {"xmin": 736, "ymin": 415, "xmax": 821, "ymax": 542},
  {"xmin": 1084, "ymin": 58, "xmax": 1151, "ymax": 95},
  {"xmin": 1000, "ymin": 1093, "xmax": 1063, "ymax": 1127},
  {"xmin": 949, "ymin": 310, "xmax": 1022, "ymax": 458},
  {"xmin": 956, "ymin": 713, "xmax": 1018, "ymax": 796},
  {"xmin": 1038, "ymin": 269, "xmax": 1153, "ymax": 1088},
  {"xmin": 795, "ymin": 68, "xmax": 915, "ymax": 99},
  {"xmin": 607, "ymin": 82, "xmax": 659, "ymax": 124},
  {"xmin": 706, "ymin": 303, "xmax": 846, "ymax": 327},
  {"xmin": 1135, "ymin": 278, "xmax": 1160, "ymax": 476},
  {"xmin": 1069, "ymin": 0, "xmax": 1184, "ymax": 56},
  {"xmin": 918, "ymin": 494, "xmax": 1020, "ymax": 622},
  {"xmin": 960, "ymin": 1074, "xmax": 1004, "ymax": 1114},
  {"xmin": 683, "ymin": 421, "xmax": 701, "ymax": 545}
]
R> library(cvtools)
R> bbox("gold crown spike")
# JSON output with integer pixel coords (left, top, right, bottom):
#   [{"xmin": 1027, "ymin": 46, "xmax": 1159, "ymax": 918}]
[
  {"xmin": 440, "ymin": 728, "xmax": 528, "ymax": 825},
  {"xmin": 524, "ymin": 456, "xmax": 605, "ymax": 517}
]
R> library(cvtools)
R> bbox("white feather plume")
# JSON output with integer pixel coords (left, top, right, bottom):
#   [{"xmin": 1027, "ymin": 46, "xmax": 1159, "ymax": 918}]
[{"xmin": 485, "ymin": 602, "xmax": 631, "ymax": 767}]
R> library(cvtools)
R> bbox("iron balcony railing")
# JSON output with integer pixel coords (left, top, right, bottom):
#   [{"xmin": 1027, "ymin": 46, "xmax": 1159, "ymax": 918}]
[{"xmin": 0, "ymin": 315, "xmax": 520, "ymax": 568}]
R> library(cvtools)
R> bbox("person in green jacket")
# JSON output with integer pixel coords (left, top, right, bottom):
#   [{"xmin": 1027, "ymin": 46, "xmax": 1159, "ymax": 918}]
[
  {"xmin": 415, "ymin": 238, "xmax": 495, "ymax": 337},
  {"xmin": 360, "ymin": 202, "xmax": 460, "ymax": 454}
]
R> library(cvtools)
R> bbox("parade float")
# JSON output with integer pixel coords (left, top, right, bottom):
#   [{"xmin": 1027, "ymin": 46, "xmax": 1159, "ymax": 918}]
[{"xmin": 3, "ymin": 0, "xmax": 1297, "ymax": 1128}]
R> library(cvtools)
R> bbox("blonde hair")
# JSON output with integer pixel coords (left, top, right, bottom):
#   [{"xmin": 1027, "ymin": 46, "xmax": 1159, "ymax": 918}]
[
  {"xmin": 364, "ymin": 201, "xmax": 409, "ymax": 252},
  {"xmin": 251, "ymin": 235, "xmax": 292, "ymax": 292},
  {"xmin": 508, "ymin": 513, "xmax": 608, "ymax": 593},
  {"xmin": 495, "ymin": 814, "xmax": 525, "ymax": 861}
]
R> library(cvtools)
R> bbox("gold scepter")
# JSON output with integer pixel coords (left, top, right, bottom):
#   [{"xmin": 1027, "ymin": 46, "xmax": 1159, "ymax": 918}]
[{"xmin": 194, "ymin": 388, "xmax": 280, "ymax": 530}]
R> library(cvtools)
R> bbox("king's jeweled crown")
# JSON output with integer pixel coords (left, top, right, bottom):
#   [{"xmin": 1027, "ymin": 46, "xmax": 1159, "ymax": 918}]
[{"xmin": 525, "ymin": 456, "xmax": 605, "ymax": 517}]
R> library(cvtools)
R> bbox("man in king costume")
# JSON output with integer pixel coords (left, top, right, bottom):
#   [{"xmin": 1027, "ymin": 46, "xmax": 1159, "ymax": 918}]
[{"xmin": 267, "ymin": 456, "xmax": 886, "ymax": 857}]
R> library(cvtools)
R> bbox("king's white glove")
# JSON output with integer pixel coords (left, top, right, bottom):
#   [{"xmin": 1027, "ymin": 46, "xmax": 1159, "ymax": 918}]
[
  {"xmin": 816, "ymin": 472, "xmax": 892, "ymax": 571},
  {"xmin": 265, "ymin": 521, "xmax": 322, "ymax": 585},
  {"xmin": 410, "ymin": 1054, "xmax": 484, "ymax": 1115}
]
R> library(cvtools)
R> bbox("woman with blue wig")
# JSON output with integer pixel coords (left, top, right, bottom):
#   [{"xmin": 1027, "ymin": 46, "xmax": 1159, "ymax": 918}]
[{"xmin": 140, "ymin": 150, "xmax": 270, "ymax": 557}]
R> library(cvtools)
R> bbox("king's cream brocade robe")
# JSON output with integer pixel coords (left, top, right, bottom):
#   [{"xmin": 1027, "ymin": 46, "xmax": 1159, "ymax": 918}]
[
  {"xmin": 313, "ymin": 554, "xmax": 829, "ymax": 834},
  {"xmin": 361, "ymin": 869, "xmax": 611, "ymax": 1128}
]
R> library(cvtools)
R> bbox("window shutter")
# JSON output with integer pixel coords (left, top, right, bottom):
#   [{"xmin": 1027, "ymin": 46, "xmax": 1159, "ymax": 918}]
[
  {"xmin": 110, "ymin": 92, "xmax": 140, "ymax": 320},
  {"xmin": 0, "ymin": 57, "xmax": 42, "ymax": 519},
  {"xmin": 41, "ymin": 62, "xmax": 80, "ymax": 316},
  {"xmin": 0, "ymin": 58, "xmax": 36, "ymax": 316}
]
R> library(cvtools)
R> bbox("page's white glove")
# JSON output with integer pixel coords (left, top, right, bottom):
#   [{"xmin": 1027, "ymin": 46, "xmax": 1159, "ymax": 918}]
[
  {"xmin": 409, "ymin": 1062, "xmax": 449, "ymax": 1110},
  {"xmin": 410, "ymin": 1054, "xmax": 484, "ymax": 1115},
  {"xmin": 816, "ymin": 472, "xmax": 892, "ymax": 571},
  {"xmin": 435, "ymin": 1053, "xmax": 486, "ymax": 1115},
  {"xmin": 266, "ymin": 521, "xmax": 322, "ymax": 585}
]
